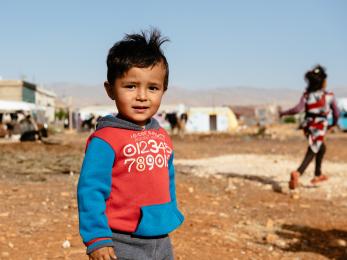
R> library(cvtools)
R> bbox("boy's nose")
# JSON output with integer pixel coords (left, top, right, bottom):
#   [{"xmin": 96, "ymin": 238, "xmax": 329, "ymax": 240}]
[{"xmin": 136, "ymin": 88, "xmax": 147, "ymax": 101}]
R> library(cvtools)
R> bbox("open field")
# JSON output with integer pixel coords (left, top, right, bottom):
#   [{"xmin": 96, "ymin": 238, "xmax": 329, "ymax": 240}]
[{"xmin": 0, "ymin": 125, "xmax": 347, "ymax": 259}]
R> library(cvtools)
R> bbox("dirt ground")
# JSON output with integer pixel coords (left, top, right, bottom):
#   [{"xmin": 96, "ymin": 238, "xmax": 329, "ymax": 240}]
[{"xmin": 0, "ymin": 124, "xmax": 347, "ymax": 260}]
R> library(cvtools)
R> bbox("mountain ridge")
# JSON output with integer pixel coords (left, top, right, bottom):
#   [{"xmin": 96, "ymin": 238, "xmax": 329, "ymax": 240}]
[{"xmin": 47, "ymin": 83, "xmax": 347, "ymax": 108}]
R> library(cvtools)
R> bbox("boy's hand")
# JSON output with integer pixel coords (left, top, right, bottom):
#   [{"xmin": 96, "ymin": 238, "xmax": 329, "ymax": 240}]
[{"xmin": 89, "ymin": 247, "xmax": 117, "ymax": 260}]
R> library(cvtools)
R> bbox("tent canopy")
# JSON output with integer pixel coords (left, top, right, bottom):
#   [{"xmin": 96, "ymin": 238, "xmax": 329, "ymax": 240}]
[
  {"xmin": 337, "ymin": 98, "xmax": 347, "ymax": 112},
  {"xmin": 0, "ymin": 100, "xmax": 44, "ymax": 113}
]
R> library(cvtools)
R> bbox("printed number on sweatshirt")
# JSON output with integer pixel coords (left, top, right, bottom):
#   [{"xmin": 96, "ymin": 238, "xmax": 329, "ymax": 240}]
[{"xmin": 123, "ymin": 139, "xmax": 172, "ymax": 173}]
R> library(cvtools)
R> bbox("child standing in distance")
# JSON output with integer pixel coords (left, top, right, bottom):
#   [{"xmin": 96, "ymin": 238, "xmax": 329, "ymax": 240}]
[
  {"xmin": 280, "ymin": 65, "xmax": 339, "ymax": 190},
  {"xmin": 77, "ymin": 29, "xmax": 184, "ymax": 260}
]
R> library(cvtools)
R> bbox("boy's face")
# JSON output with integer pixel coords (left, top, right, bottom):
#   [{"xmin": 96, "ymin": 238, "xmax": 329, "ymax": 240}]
[{"xmin": 104, "ymin": 62, "xmax": 166, "ymax": 127}]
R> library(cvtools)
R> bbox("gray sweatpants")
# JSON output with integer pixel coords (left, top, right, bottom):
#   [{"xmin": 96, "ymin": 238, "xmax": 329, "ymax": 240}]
[{"xmin": 112, "ymin": 232, "xmax": 174, "ymax": 260}]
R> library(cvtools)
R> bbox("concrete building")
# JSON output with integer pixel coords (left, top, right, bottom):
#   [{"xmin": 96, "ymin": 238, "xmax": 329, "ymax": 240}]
[
  {"xmin": 0, "ymin": 80, "xmax": 56, "ymax": 122},
  {"xmin": 0, "ymin": 80, "xmax": 36, "ymax": 103},
  {"xmin": 35, "ymin": 87, "xmax": 56, "ymax": 122}
]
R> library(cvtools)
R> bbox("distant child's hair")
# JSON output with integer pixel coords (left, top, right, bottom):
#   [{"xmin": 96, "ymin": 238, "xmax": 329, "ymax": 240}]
[
  {"xmin": 106, "ymin": 29, "xmax": 170, "ymax": 90},
  {"xmin": 305, "ymin": 65, "xmax": 327, "ymax": 92}
]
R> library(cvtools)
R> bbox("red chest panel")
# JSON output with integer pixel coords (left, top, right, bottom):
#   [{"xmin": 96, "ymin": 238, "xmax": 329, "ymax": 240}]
[{"xmin": 87, "ymin": 127, "xmax": 173, "ymax": 232}]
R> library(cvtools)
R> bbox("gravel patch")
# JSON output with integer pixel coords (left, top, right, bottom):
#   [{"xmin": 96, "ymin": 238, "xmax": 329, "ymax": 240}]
[{"xmin": 175, "ymin": 154, "xmax": 347, "ymax": 200}]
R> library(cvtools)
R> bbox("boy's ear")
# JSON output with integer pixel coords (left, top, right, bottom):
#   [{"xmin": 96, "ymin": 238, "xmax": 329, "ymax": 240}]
[{"xmin": 104, "ymin": 81, "xmax": 115, "ymax": 100}]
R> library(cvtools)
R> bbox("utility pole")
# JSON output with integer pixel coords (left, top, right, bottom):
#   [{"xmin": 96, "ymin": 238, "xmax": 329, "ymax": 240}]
[{"xmin": 68, "ymin": 96, "xmax": 73, "ymax": 131}]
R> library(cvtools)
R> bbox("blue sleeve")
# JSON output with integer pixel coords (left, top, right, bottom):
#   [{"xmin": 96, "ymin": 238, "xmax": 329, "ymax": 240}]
[
  {"xmin": 77, "ymin": 137, "xmax": 115, "ymax": 250},
  {"xmin": 168, "ymin": 153, "xmax": 178, "ymax": 204}
]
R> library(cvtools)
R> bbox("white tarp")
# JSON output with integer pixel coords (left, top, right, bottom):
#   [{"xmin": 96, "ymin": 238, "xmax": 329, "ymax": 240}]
[
  {"xmin": 337, "ymin": 98, "xmax": 347, "ymax": 112},
  {"xmin": 0, "ymin": 100, "xmax": 47, "ymax": 124},
  {"xmin": 0, "ymin": 100, "xmax": 40, "ymax": 112}
]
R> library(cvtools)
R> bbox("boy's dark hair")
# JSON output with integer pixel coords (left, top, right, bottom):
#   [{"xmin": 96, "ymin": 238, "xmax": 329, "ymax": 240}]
[
  {"xmin": 106, "ymin": 29, "xmax": 170, "ymax": 90},
  {"xmin": 305, "ymin": 65, "xmax": 327, "ymax": 92}
]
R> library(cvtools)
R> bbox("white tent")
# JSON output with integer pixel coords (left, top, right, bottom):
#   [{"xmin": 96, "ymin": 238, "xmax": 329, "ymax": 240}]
[
  {"xmin": 0, "ymin": 100, "xmax": 46, "ymax": 124},
  {"xmin": 337, "ymin": 98, "xmax": 347, "ymax": 112},
  {"xmin": 185, "ymin": 106, "xmax": 238, "ymax": 133},
  {"xmin": 0, "ymin": 100, "xmax": 38, "ymax": 112}
]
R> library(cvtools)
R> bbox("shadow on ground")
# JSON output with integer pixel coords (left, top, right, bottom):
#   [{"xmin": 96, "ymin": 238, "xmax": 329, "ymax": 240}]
[
  {"xmin": 224, "ymin": 172, "xmax": 284, "ymax": 193},
  {"xmin": 276, "ymin": 224, "xmax": 347, "ymax": 259}
]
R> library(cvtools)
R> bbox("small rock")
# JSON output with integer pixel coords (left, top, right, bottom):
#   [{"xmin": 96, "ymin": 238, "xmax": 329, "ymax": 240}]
[
  {"xmin": 264, "ymin": 233, "xmax": 278, "ymax": 244},
  {"xmin": 225, "ymin": 178, "xmax": 236, "ymax": 192},
  {"xmin": 290, "ymin": 193, "xmax": 300, "ymax": 200},
  {"xmin": 8, "ymin": 242, "xmax": 14, "ymax": 248},
  {"xmin": 299, "ymin": 204, "xmax": 310, "ymax": 208},
  {"xmin": 188, "ymin": 187, "xmax": 194, "ymax": 193},
  {"xmin": 276, "ymin": 239, "xmax": 287, "ymax": 248},
  {"xmin": 218, "ymin": 213, "xmax": 228, "ymax": 218},
  {"xmin": 292, "ymin": 238, "xmax": 299, "ymax": 243},
  {"xmin": 326, "ymin": 193, "xmax": 332, "ymax": 200},
  {"xmin": 61, "ymin": 192, "xmax": 70, "ymax": 197},
  {"xmin": 334, "ymin": 239, "xmax": 347, "ymax": 247},
  {"xmin": 212, "ymin": 201, "xmax": 219, "ymax": 206},
  {"xmin": 266, "ymin": 219, "xmax": 274, "ymax": 229},
  {"xmin": 62, "ymin": 240, "xmax": 71, "ymax": 249},
  {"xmin": 1, "ymin": 252, "xmax": 10, "ymax": 258},
  {"xmin": 263, "ymin": 185, "xmax": 272, "ymax": 190},
  {"xmin": 0, "ymin": 212, "xmax": 10, "ymax": 217}
]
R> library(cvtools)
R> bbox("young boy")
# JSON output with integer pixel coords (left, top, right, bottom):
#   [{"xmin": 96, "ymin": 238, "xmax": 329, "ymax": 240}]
[{"xmin": 77, "ymin": 30, "xmax": 184, "ymax": 260}]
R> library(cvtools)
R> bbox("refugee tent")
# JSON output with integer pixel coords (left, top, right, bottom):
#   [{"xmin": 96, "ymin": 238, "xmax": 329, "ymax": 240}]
[
  {"xmin": 337, "ymin": 98, "xmax": 347, "ymax": 112},
  {"xmin": 0, "ymin": 100, "xmax": 37, "ymax": 112},
  {"xmin": 185, "ymin": 106, "xmax": 238, "ymax": 133},
  {"xmin": 0, "ymin": 100, "xmax": 46, "ymax": 124}
]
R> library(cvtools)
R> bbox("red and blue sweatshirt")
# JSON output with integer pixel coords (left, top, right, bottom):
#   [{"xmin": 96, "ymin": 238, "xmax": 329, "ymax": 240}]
[{"xmin": 77, "ymin": 115, "xmax": 184, "ymax": 254}]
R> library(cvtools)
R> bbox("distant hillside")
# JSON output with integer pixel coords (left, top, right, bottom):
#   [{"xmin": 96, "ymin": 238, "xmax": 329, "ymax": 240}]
[{"xmin": 47, "ymin": 82, "xmax": 347, "ymax": 108}]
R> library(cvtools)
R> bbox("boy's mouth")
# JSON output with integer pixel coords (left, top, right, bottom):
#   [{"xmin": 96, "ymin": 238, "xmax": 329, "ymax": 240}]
[{"xmin": 132, "ymin": 106, "xmax": 149, "ymax": 113}]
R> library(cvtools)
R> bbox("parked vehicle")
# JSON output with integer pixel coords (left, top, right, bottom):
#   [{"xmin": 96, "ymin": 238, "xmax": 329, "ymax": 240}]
[
  {"xmin": 337, "ymin": 98, "xmax": 347, "ymax": 131},
  {"xmin": 338, "ymin": 111, "xmax": 347, "ymax": 131}
]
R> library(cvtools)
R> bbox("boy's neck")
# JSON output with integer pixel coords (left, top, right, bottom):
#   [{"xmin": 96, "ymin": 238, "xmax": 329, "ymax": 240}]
[{"xmin": 116, "ymin": 114, "xmax": 149, "ymax": 128}]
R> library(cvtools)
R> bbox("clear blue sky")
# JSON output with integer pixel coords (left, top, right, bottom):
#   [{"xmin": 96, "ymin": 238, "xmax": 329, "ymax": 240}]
[{"xmin": 0, "ymin": 0, "xmax": 346, "ymax": 90}]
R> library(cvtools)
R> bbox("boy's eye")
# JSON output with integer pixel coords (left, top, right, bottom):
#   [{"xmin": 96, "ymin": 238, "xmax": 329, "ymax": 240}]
[
  {"xmin": 148, "ymin": 86, "xmax": 159, "ymax": 91},
  {"xmin": 125, "ymin": 84, "xmax": 136, "ymax": 89}
]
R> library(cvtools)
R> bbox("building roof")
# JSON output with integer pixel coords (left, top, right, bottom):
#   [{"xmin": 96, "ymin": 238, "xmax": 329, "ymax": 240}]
[
  {"xmin": 0, "ymin": 80, "xmax": 37, "ymax": 90},
  {"xmin": 36, "ymin": 86, "xmax": 56, "ymax": 97}
]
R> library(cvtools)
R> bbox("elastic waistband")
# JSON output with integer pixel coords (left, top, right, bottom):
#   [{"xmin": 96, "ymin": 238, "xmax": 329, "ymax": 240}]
[{"xmin": 112, "ymin": 229, "xmax": 168, "ymax": 239}]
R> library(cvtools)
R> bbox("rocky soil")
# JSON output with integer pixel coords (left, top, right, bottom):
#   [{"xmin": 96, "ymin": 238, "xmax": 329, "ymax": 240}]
[{"xmin": 0, "ymin": 125, "xmax": 347, "ymax": 259}]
